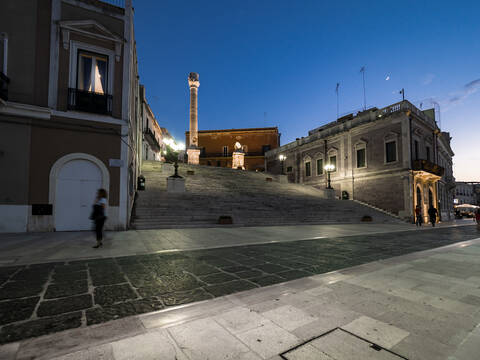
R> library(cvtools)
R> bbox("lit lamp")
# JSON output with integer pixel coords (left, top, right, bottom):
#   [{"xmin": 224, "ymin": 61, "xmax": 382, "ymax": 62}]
[
  {"xmin": 278, "ymin": 154, "xmax": 286, "ymax": 174},
  {"xmin": 324, "ymin": 163, "xmax": 335, "ymax": 189}
]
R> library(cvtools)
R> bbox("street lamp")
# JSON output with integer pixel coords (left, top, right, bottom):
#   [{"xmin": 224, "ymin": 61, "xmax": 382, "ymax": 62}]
[
  {"xmin": 324, "ymin": 163, "xmax": 335, "ymax": 189},
  {"xmin": 278, "ymin": 154, "xmax": 286, "ymax": 174}
]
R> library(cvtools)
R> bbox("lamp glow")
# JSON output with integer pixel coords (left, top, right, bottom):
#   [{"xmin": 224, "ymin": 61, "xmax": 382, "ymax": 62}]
[{"xmin": 278, "ymin": 154, "xmax": 286, "ymax": 161}]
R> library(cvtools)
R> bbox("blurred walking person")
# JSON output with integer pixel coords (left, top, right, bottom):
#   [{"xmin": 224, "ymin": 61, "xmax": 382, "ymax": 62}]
[
  {"xmin": 475, "ymin": 209, "xmax": 480, "ymax": 231},
  {"xmin": 415, "ymin": 205, "xmax": 422, "ymax": 227},
  {"xmin": 90, "ymin": 189, "xmax": 107, "ymax": 248},
  {"xmin": 427, "ymin": 205, "xmax": 438, "ymax": 227}
]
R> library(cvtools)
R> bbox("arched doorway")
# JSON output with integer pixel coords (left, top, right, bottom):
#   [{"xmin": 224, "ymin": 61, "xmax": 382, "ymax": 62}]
[
  {"xmin": 416, "ymin": 186, "xmax": 422, "ymax": 207},
  {"xmin": 50, "ymin": 154, "xmax": 109, "ymax": 231},
  {"xmin": 428, "ymin": 188, "xmax": 433, "ymax": 207}
]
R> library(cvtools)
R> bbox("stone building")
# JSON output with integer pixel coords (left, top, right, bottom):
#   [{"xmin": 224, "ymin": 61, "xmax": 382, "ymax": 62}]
[
  {"xmin": 140, "ymin": 85, "xmax": 165, "ymax": 162},
  {"xmin": 0, "ymin": 0, "xmax": 142, "ymax": 232},
  {"xmin": 265, "ymin": 100, "xmax": 455, "ymax": 222},
  {"xmin": 185, "ymin": 127, "xmax": 280, "ymax": 171},
  {"xmin": 455, "ymin": 182, "xmax": 480, "ymax": 205}
]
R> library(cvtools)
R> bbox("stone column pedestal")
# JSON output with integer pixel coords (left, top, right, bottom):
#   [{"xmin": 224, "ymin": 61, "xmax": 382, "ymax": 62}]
[
  {"xmin": 167, "ymin": 177, "xmax": 185, "ymax": 193},
  {"xmin": 187, "ymin": 148, "xmax": 200, "ymax": 165},
  {"xmin": 232, "ymin": 151, "xmax": 245, "ymax": 169}
]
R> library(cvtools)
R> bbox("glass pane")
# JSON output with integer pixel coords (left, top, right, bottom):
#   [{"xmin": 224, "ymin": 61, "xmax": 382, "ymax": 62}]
[
  {"xmin": 317, "ymin": 159, "xmax": 323, "ymax": 175},
  {"xmin": 305, "ymin": 162, "xmax": 311, "ymax": 177},
  {"xmin": 78, "ymin": 54, "xmax": 92, "ymax": 91},
  {"xmin": 357, "ymin": 148, "xmax": 365, "ymax": 168},
  {"xmin": 330, "ymin": 156, "xmax": 336, "ymax": 172},
  {"xmin": 386, "ymin": 142, "xmax": 396, "ymax": 162},
  {"xmin": 95, "ymin": 58, "xmax": 107, "ymax": 94}
]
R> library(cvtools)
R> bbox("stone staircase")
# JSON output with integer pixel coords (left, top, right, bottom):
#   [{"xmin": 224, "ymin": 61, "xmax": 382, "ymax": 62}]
[{"xmin": 131, "ymin": 161, "xmax": 402, "ymax": 229}]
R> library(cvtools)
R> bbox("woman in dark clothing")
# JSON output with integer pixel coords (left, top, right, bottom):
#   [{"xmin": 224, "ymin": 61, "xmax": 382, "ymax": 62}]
[{"xmin": 91, "ymin": 188, "xmax": 107, "ymax": 248}]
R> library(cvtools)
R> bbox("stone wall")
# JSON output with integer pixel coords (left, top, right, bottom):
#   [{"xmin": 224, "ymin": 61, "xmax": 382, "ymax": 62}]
[{"xmin": 353, "ymin": 175, "xmax": 405, "ymax": 215}]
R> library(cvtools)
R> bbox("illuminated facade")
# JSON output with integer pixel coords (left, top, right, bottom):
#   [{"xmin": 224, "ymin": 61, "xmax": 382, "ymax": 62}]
[
  {"xmin": 185, "ymin": 127, "xmax": 280, "ymax": 171},
  {"xmin": 266, "ymin": 100, "xmax": 455, "ymax": 222}
]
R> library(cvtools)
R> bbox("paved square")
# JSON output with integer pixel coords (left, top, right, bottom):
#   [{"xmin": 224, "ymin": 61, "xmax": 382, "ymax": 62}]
[{"xmin": 0, "ymin": 226, "xmax": 478, "ymax": 344}]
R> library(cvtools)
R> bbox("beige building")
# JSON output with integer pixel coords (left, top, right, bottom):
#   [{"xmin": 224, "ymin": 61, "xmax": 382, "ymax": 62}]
[
  {"xmin": 140, "ymin": 85, "xmax": 165, "ymax": 162},
  {"xmin": 265, "ymin": 100, "xmax": 455, "ymax": 222},
  {"xmin": 0, "ymin": 0, "xmax": 142, "ymax": 232}
]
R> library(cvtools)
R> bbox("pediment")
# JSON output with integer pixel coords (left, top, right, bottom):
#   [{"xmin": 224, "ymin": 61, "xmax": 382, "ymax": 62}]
[{"xmin": 59, "ymin": 20, "xmax": 124, "ymax": 61}]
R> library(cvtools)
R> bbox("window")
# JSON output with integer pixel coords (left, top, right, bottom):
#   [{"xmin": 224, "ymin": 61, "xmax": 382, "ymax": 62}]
[
  {"xmin": 305, "ymin": 161, "xmax": 311, "ymax": 177},
  {"xmin": 316, "ymin": 158, "xmax": 323, "ymax": 175},
  {"xmin": 216, "ymin": 160, "xmax": 221, "ymax": 167},
  {"xmin": 356, "ymin": 148, "xmax": 366, "ymax": 168},
  {"xmin": 385, "ymin": 141, "xmax": 397, "ymax": 163},
  {"xmin": 286, "ymin": 166, "xmax": 293, "ymax": 173},
  {"xmin": 426, "ymin": 146, "xmax": 431, "ymax": 162},
  {"xmin": 329, "ymin": 156, "xmax": 337, "ymax": 172},
  {"xmin": 414, "ymin": 140, "xmax": 419, "ymax": 160},
  {"xmin": 262, "ymin": 145, "xmax": 271, "ymax": 154},
  {"xmin": 77, "ymin": 51, "xmax": 108, "ymax": 94},
  {"xmin": 223, "ymin": 146, "xmax": 228, "ymax": 157}
]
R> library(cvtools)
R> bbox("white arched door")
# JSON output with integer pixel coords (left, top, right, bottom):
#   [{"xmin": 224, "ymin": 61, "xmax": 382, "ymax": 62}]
[{"xmin": 55, "ymin": 159, "xmax": 102, "ymax": 231}]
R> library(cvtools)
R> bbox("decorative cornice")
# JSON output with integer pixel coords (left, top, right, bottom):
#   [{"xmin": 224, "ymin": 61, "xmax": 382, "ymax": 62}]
[{"xmin": 58, "ymin": 20, "xmax": 124, "ymax": 61}]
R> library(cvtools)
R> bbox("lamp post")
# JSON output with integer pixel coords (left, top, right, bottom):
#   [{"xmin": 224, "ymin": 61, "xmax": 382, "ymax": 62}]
[
  {"xmin": 324, "ymin": 164, "xmax": 335, "ymax": 189},
  {"xmin": 278, "ymin": 154, "xmax": 286, "ymax": 174}
]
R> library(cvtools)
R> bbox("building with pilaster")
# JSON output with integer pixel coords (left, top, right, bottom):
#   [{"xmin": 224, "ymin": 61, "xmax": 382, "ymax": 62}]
[
  {"xmin": 0, "ymin": 0, "xmax": 141, "ymax": 232},
  {"xmin": 265, "ymin": 100, "xmax": 455, "ymax": 222}
]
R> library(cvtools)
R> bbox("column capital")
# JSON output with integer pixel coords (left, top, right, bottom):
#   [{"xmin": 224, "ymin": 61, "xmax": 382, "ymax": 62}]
[{"xmin": 188, "ymin": 72, "xmax": 200, "ymax": 88}]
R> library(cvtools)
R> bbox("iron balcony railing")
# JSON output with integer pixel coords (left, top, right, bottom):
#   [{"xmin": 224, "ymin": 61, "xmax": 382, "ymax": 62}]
[
  {"xmin": 412, "ymin": 159, "xmax": 445, "ymax": 177},
  {"xmin": 144, "ymin": 128, "xmax": 161, "ymax": 152},
  {"xmin": 0, "ymin": 72, "xmax": 9, "ymax": 101},
  {"xmin": 68, "ymin": 88, "xmax": 113, "ymax": 115}
]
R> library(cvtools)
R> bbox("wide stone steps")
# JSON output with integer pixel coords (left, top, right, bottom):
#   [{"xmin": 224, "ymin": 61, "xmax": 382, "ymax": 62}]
[{"xmin": 131, "ymin": 161, "xmax": 401, "ymax": 229}]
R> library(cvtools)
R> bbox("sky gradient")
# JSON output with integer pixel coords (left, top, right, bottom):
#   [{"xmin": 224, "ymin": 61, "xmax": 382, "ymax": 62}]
[{"xmin": 134, "ymin": 0, "xmax": 480, "ymax": 181}]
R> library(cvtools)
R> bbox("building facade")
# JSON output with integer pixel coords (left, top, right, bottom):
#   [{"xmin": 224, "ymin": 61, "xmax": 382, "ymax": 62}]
[
  {"xmin": 140, "ymin": 85, "xmax": 165, "ymax": 162},
  {"xmin": 185, "ymin": 127, "xmax": 280, "ymax": 171},
  {"xmin": 455, "ymin": 182, "xmax": 480, "ymax": 205},
  {"xmin": 265, "ymin": 100, "xmax": 455, "ymax": 222},
  {"xmin": 0, "ymin": 0, "xmax": 141, "ymax": 232}
]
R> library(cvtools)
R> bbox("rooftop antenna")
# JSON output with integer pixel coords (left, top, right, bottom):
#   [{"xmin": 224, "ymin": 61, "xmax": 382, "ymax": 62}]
[
  {"xmin": 399, "ymin": 88, "xmax": 405, "ymax": 101},
  {"xmin": 335, "ymin": 82, "xmax": 340, "ymax": 119},
  {"xmin": 360, "ymin": 66, "xmax": 366, "ymax": 110},
  {"xmin": 431, "ymin": 100, "xmax": 441, "ymax": 129}
]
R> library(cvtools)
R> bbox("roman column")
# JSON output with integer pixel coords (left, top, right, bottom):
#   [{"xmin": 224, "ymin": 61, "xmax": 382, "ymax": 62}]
[{"xmin": 187, "ymin": 72, "xmax": 201, "ymax": 164}]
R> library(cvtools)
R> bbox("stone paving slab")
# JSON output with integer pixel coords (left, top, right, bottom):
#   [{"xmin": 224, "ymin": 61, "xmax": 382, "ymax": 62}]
[
  {"xmin": 0, "ymin": 226, "xmax": 478, "ymax": 347},
  {"xmin": 2, "ymin": 235, "xmax": 480, "ymax": 359}
]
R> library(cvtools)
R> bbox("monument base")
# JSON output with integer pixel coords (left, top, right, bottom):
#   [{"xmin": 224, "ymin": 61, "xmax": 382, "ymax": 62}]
[
  {"xmin": 232, "ymin": 151, "xmax": 245, "ymax": 170},
  {"xmin": 167, "ymin": 177, "xmax": 185, "ymax": 193},
  {"xmin": 187, "ymin": 148, "xmax": 200, "ymax": 165}
]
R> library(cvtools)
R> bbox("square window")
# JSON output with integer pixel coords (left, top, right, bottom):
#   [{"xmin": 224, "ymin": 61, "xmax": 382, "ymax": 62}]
[
  {"xmin": 316, "ymin": 159, "xmax": 323, "ymax": 175},
  {"xmin": 386, "ymin": 141, "xmax": 397, "ymax": 163},
  {"xmin": 329, "ymin": 156, "xmax": 337, "ymax": 172},
  {"xmin": 426, "ymin": 146, "xmax": 431, "ymax": 161},
  {"xmin": 305, "ymin": 161, "xmax": 311, "ymax": 177},
  {"xmin": 356, "ymin": 148, "xmax": 366, "ymax": 168},
  {"xmin": 287, "ymin": 166, "xmax": 293, "ymax": 173}
]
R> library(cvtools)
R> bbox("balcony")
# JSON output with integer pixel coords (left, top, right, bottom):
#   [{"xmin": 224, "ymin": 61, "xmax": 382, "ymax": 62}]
[
  {"xmin": 412, "ymin": 159, "xmax": 444, "ymax": 177},
  {"xmin": 68, "ymin": 88, "xmax": 112, "ymax": 115},
  {"xmin": 0, "ymin": 72, "xmax": 9, "ymax": 101},
  {"xmin": 144, "ymin": 128, "xmax": 160, "ymax": 152}
]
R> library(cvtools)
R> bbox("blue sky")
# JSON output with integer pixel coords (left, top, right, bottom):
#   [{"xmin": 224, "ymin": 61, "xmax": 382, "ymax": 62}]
[{"xmin": 134, "ymin": 0, "xmax": 480, "ymax": 181}]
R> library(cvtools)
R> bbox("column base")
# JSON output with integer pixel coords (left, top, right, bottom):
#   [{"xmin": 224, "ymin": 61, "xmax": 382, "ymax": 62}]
[{"xmin": 187, "ymin": 148, "xmax": 200, "ymax": 165}]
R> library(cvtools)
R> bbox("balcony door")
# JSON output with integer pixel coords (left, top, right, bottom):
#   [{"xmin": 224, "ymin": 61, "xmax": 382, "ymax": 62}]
[{"xmin": 77, "ymin": 51, "xmax": 108, "ymax": 94}]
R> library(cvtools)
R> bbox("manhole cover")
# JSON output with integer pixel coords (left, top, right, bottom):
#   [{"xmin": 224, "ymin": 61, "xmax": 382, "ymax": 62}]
[{"xmin": 281, "ymin": 328, "xmax": 408, "ymax": 360}]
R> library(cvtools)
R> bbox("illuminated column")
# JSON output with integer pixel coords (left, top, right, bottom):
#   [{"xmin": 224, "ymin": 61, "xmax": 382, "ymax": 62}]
[{"xmin": 187, "ymin": 72, "xmax": 201, "ymax": 164}]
